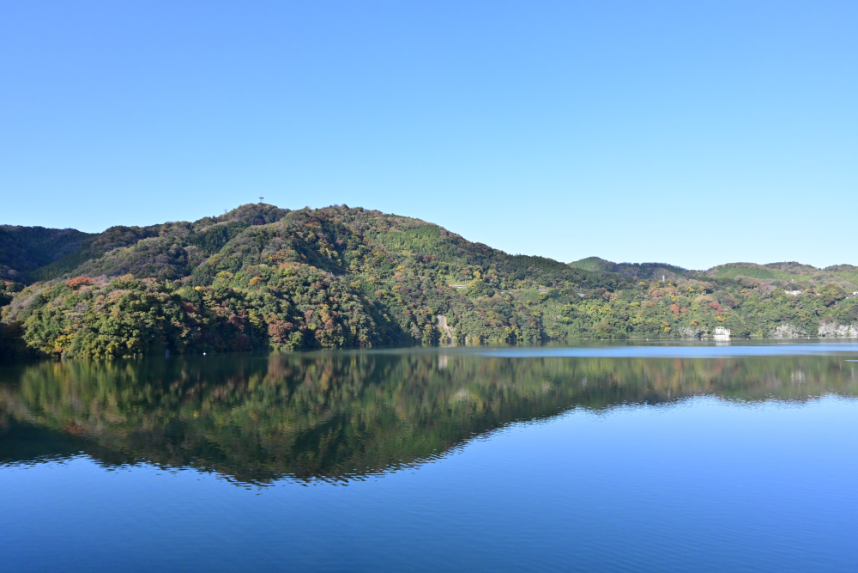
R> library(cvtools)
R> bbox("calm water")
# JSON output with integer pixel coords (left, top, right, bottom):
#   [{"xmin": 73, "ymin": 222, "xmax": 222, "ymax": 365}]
[{"xmin": 2, "ymin": 342, "xmax": 858, "ymax": 572}]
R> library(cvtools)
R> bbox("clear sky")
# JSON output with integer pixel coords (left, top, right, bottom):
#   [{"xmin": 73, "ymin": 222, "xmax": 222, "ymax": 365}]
[{"xmin": 1, "ymin": 1, "xmax": 855, "ymax": 270}]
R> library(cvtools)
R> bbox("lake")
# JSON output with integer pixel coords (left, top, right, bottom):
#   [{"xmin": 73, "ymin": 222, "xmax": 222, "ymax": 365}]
[{"xmin": 2, "ymin": 342, "xmax": 858, "ymax": 572}]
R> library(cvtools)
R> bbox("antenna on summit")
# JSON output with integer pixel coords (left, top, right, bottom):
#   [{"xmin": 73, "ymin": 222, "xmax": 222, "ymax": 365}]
[{"xmin": 259, "ymin": 196, "xmax": 264, "ymax": 203}]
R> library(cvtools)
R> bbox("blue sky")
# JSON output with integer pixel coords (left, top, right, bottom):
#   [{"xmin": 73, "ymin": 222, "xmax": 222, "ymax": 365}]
[{"xmin": 1, "ymin": 1, "xmax": 855, "ymax": 270}]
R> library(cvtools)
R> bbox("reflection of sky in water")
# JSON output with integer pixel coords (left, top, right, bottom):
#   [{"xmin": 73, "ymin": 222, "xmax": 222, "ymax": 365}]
[
  {"xmin": 2, "ymin": 394, "xmax": 857, "ymax": 572},
  {"xmin": 477, "ymin": 342, "xmax": 858, "ymax": 359},
  {"xmin": 313, "ymin": 341, "xmax": 858, "ymax": 360},
  {"xmin": 2, "ymin": 344, "xmax": 858, "ymax": 571}
]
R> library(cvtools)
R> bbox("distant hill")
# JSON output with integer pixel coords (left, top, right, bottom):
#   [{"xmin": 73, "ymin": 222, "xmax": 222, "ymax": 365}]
[
  {"xmin": 569, "ymin": 257, "xmax": 690, "ymax": 281},
  {"xmin": 568, "ymin": 256, "xmax": 618, "ymax": 273},
  {"xmin": 1, "ymin": 204, "xmax": 856, "ymax": 360},
  {"xmin": 0, "ymin": 225, "xmax": 94, "ymax": 282},
  {"xmin": 570, "ymin": 257, "xmax": 858, "ymax": 291},
  {"xmin": 703, "ymin": 262, "xmax": 858, "ymax": 291}
]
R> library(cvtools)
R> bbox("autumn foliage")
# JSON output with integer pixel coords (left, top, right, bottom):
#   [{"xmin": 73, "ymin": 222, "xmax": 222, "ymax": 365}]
[
  {"xmin": 65, "ymin": 276, "xmax": 93, "ymax": 289},
  {"xmin": 2, "ymin": 203, "xmax": 857, "ymax": 360}
]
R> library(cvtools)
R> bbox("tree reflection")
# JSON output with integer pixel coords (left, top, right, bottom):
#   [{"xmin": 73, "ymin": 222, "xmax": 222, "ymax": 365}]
[{"xmin": 1, "ymin": 351, "xmax": 857, "ymax": 484}]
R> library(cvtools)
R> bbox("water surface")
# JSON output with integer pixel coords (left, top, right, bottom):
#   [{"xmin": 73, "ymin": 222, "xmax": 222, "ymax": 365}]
[{"xmin": 2, "ymin": 343, "xmax": 858, "ymax": 571}]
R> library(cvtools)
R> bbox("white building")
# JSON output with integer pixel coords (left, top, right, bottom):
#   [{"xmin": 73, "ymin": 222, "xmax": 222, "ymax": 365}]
[{"xmin": 713, "ymin": 327, "xmax": 731, "ymax": 341}]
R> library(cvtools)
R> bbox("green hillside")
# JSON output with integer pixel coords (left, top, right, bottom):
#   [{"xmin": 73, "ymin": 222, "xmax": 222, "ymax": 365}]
[
  {"xmin": 1, "ymin": 204, "xmax": 857, "ymax": 360},
  {"xmin": 0, "ymin": 225, "xmax": 94, "ymax": 282},
  {"xmin": 572, "ymin": 258, "xmax": 858, "ymax": 291},
  {"xmin": 569, "ymin": 257, "xmax": 690, "ymax": 281},
  {"xmin": 568, "ymin": 257, "xmax": 619, "ymax": 273},
  {"xmin": 711, "ymin": 263, "xmax": 778, "ymax": 280},
  {"xmin": 825, "ymin": 265, "xmax": 858, "ymax": 289},
  {"xmin": 706, "ymin": 262, "xmax": 858, "ymax": 290}
]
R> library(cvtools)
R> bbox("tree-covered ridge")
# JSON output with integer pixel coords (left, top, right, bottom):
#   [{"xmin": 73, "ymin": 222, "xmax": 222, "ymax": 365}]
[
  {"xmin": 23, "ymin": 203, "xmax": 293, "ymax": 283},
  {"xmin": 570, "ymin": 256, "xmax": 858, "ymax": 292},
  {"xmin": 0, "ymin": 225, "xmax": 94, "ymax": 282},
  {"xmin": 2, "ymin": 353, "xmax": 855, "ymax": 484},
  {"xmin": 704, "ymin": 261, "xmax": 858, "ymax": 290},
  {"xmin": 569, "ymin": 257, "xmax": 690, "ymax": 281},
  {"xmin": 1, "ymin": 203, "xmax": 857, "ymax": 360},
  {"xmin": 570, "ymin": 257, "xmax": 858, "ymax": 291},
  {"xmin": 1, "ymin": 204, "xmax": 631, "ymax": 359}
]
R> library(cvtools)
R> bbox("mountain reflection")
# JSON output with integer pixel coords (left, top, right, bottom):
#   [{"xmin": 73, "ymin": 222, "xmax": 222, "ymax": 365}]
[{"xmin": 1, "ymin": 351, "xmax": 857, "ymax": 484}]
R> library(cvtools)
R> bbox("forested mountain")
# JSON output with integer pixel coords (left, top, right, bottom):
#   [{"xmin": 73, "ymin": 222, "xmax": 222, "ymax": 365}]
[
  {"xmin": 569, "ymin": 257, "xmax": 690, "ymax": 281},
  {"xmin": 569, "ymin": 257, "xmax": 858, "ymax": 291},
  {"xmin": 702, "ymin": 261, "xmax": 858, "ymax": 290},
  {"xmin": 569, "ymin": 257, "xmax": 858, "ymax": 292},
  {"xmin": 1, "ymin": 204, "xmax": 857, "ymax": 360},
  {"xmin": 0, "ymin": 225, "xmax": 94, "ymax": 282}
]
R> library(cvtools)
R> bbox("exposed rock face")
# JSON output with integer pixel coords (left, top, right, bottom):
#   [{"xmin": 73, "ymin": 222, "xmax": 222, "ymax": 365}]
[
  {"xmin": 817, "ymin": 322, "xmax": 858, "ymax": 338},
  {"xmin": 436, "ymin": 315, "xmax": 454, "ymax": 345},
  {"xmin": 678, "ymin": 327, "xmax": 708, "ymax": 339},
  {"xmin": 770, "ymin": 324, "xmax": 807, "ymax": 339}
]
